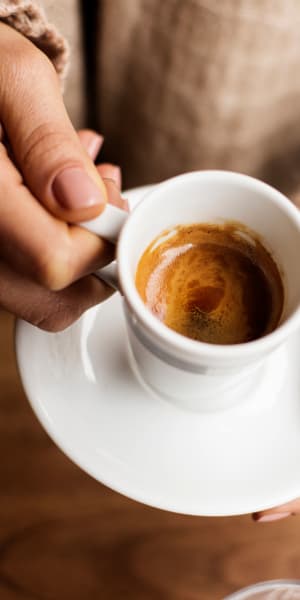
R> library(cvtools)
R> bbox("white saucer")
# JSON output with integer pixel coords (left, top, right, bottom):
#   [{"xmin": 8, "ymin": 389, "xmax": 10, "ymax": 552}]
[{"xmin": 15, "ymin": 186, "xmax": 300, "ymax": 516}]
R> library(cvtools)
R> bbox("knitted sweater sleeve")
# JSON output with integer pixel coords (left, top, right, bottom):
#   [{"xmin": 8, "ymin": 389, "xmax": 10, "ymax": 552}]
[{"xmin": 0, "ymin": 0, "xmax": 69, "ymax": 81}]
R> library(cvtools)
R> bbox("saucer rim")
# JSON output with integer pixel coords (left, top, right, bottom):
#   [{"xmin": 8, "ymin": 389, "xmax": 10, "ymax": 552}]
[
  {"xmin": 14, "ymin": 184, "xmax": 300, "ymax": 517},
  {"xmin": 15, "ymin": 316, "xmax": 300, "ymax": 517}
]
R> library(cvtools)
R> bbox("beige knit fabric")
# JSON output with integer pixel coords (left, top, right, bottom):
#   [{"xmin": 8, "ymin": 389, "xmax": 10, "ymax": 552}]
[
  {"xmin": 97, "ymin": 0, "xmax": 300, "ymax": 193},
  {"xmin": 38, "ymin": 0, "xmax": 85, "ymax": 128},
  {"xmin": 0, "ymin": 0, "xmax": 86, "ymax": 126},
  {"xmin": 0, "ymin": 0, "xmax": 68, "ymax": 78}
]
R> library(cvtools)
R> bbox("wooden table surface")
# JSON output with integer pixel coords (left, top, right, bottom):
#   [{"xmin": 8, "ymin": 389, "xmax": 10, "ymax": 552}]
[{"xmin": 1, "ymin": 308, "xmax": 300, "ymax": 600}]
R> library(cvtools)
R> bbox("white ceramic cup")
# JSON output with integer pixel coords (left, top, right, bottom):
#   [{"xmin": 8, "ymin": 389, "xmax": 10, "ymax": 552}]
[{"xmin": 81, "ymin": 170, "xmax": 300, "ymax": 411}]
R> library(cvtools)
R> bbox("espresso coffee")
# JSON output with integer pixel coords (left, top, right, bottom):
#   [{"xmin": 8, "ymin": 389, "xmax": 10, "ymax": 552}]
[{"xmin": 135, "ymin": 222, "xmax": 284, "ymax": 345}]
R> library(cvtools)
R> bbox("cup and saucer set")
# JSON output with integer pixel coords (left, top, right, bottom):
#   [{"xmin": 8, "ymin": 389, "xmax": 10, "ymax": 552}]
[{"xmin": 15, "ymin": 171, "xmax": 300, "ymax": 518}]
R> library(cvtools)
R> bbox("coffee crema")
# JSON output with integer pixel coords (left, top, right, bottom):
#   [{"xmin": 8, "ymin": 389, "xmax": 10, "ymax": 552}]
[{"xmin": 135, "ymin": 222, "xmax": 284, "ymax": 345}]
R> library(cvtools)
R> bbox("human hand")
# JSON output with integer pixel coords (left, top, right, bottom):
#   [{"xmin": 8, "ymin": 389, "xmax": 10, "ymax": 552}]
[
  {"xmin": 0, "ymin": 23, "xmax": 126, "ymax": 331},
  {"xmin": 253, "ymin": 499, "xmax": 300, "ymax": 522}
]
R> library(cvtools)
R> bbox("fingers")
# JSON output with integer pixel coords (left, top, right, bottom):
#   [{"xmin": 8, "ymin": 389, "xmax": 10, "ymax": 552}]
[
  {"xmin": 78, "ymin": 129, "xmax": 103, "ymax": 160},
  {"xmin": 0, "ymin": 23, "xmax": 109, "ymax": 223},
  {"xmin": 98, "ymin": 163, "xmax": 122, "ymax": 189},
  {"xmin": 0, "ymin": 24, "xmax": 125, "ymax": 326},
  {"xmin": 77, "ymin": 131, "xmax": 128, "ymax": 209},
  {"xmin": 102, "ymin": 178, "xmax": 129, "ymax": 212},
  {"xmin": 253, "ymin": 499, "xmax": 300, "ymax": 522},
  {"xmin": 0, "ymin": 259, "xmax": 113, "ymax": 332},
  {"xmin": 77, "ymin": 130, "xmax": 123, "ymax": 192},
  {"xmin": 0, "ymin": 134, "xmax": 128, "ymax": 290},
  {"xmin": 0, "ymin": 145, "xmax": 114, "ymax": 290},
  {"xmin": 97, "ymin": 163, "xmax": 129, "ymax": 211}
]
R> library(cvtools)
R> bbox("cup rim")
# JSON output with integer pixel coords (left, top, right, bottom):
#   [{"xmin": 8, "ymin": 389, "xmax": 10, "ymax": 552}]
[
  {"xmin": 118, "ymin": 170, "xmax": 300, "ymax": 361},
  {"xmin": 223, "ymin": 579, "xmax": 300, "ymax": 599}
]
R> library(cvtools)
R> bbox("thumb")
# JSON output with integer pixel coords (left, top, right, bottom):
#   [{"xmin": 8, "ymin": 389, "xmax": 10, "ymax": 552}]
[{"xmin": 0, "ymin": 24, "xmax": 107, "ymax": 223}]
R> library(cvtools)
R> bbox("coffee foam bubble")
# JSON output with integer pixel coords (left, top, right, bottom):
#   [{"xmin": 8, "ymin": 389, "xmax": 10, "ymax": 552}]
[{"xmin": 145, "ymin": 244, "xmax": 193, "ymax": 321}]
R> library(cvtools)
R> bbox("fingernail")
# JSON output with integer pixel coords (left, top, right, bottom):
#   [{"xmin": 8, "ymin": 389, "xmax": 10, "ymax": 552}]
[
  {"xmin": 81, "ymin": 132, "xmax": 103, "ymax": 160},
  {"xmin": 255, "ymin": 512, "xmax": 291, "ymax": 522},
  {"xmin": 102, "ymin": 177, "xmax": 123, "ymax": 208},
  {"xmin": 109, "ymin": 166, "xmax": 121, "ymax": 189},
  {"xmin": 53, "ymin": 168, "xmax": 105, "ymax": 210},
  {"xmin": 122, "ymin": 197, "xmax": 130, "ymax": 212},
  {"xmin": 101, "ymin": 165, "xmax": 121, "ymax": 189}
]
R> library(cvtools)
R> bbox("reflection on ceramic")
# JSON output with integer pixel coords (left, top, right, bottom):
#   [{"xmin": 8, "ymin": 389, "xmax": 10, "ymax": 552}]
[{"xmin": 15, "ymin": 186, "xmax": 300, "ymax": 516}]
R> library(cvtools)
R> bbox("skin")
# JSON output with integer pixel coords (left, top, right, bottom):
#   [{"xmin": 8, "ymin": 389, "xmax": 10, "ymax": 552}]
[
  {"xmin": 0, "ymin": 22, "xmax": 127, "ymax": 332},
  {"xmin": 0, "ymin": 22, "xmax": 298, "ymax": 521}
]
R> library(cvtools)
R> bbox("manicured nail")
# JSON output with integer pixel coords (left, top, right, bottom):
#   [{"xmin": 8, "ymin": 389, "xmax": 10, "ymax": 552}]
[
  {"xmin": 255, "ymin": 512, "xmax": 291, "ymax": 522},
  {"xmin": 53, "ymin": 168, "xmax": 105, "ymax": 210},
  {"xmin": 80, "ymin": 132, "xmax": 103, "ymax": 160}
]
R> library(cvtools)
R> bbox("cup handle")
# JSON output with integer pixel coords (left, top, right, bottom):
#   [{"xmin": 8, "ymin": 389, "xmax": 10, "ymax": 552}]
[
  {"xmin": 93, "ymin": 261, "xmax": 119, "ymax": 291},
  {"xmin": 79, "ymin": 203, "xmax": 128, "ymax": 291},
  {"xmin": 79, "ymin": 203, "xmax": 128, "ymax": 244}
]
